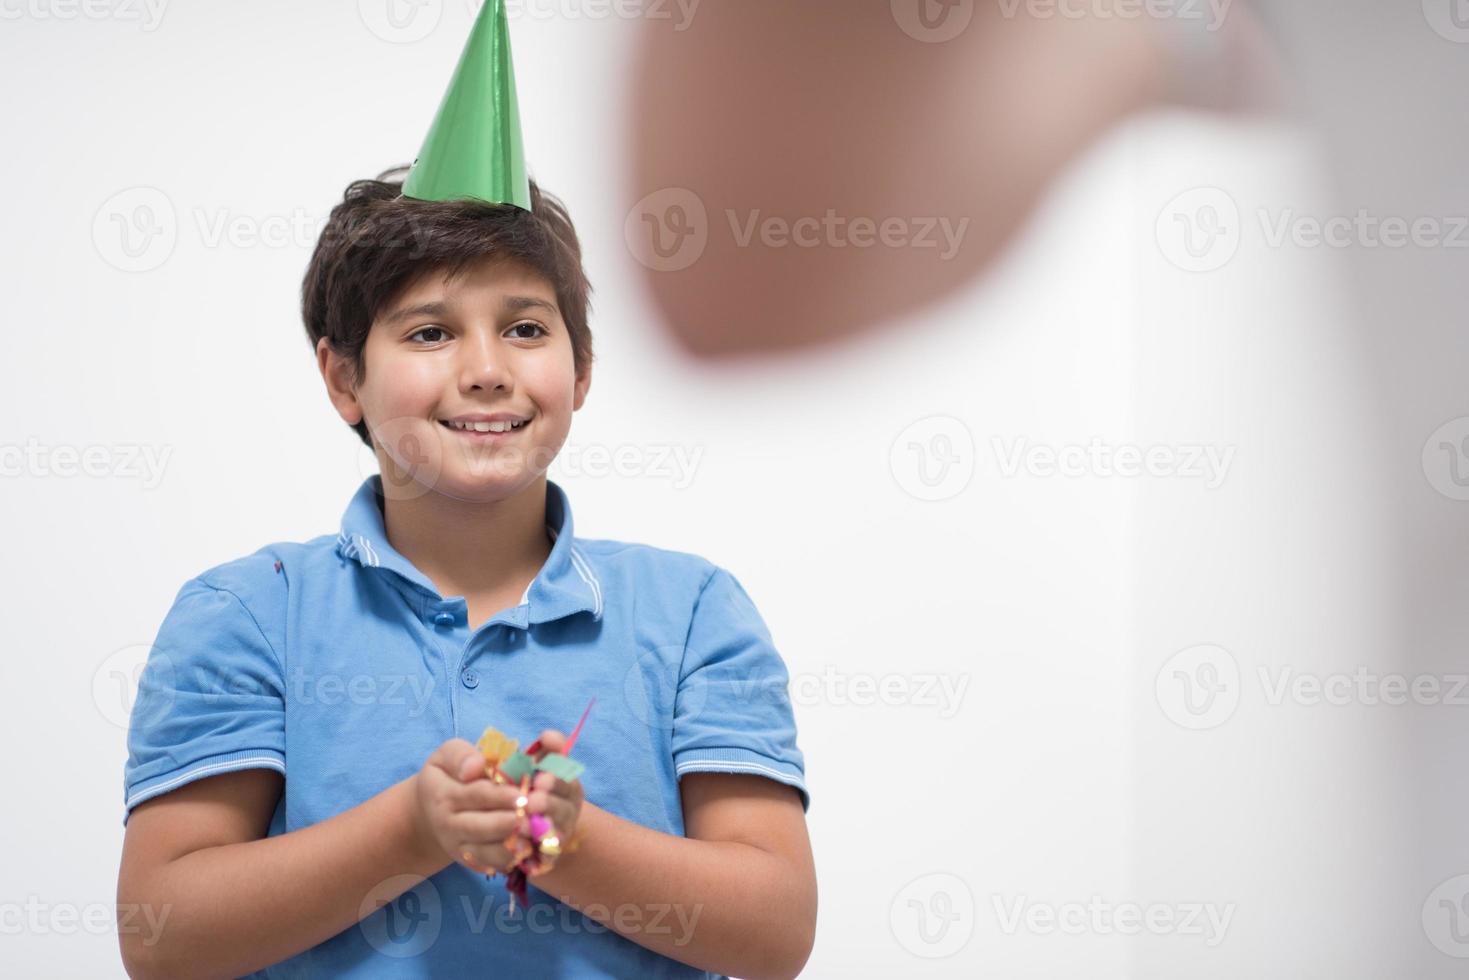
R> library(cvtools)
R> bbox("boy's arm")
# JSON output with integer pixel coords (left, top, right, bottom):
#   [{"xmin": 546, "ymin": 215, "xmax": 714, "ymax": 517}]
[
  {"xmin": 117, "ymin": 768, "xmax": 447, "ymax": 980},
  {"xmin": 533, "ymin": 772, "xmax": 817, "ymax": 980}
]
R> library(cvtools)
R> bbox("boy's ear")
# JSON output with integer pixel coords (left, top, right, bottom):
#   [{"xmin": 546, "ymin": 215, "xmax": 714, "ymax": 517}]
[
  {"xmin": 572, "ymin": 361, "xmax": 592, "ymax": 412},
  {"xmin": 317, "ymin": 337, "xmax": 364, "ymax": 426}
]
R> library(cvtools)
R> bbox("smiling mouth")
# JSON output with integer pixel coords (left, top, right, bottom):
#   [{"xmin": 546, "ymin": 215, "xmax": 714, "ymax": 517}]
[{"xmin": 439, "ymin": 419, "xmax": 531, "ymax": 436}]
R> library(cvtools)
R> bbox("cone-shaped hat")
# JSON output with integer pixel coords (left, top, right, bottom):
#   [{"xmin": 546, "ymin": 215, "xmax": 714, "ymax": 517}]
[{"xmin": 402, "ymin": 0, "xmax": 531, "ymax": 211}]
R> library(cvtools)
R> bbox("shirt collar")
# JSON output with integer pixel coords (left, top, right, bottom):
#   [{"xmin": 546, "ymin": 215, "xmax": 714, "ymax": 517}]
[{"xmin": 335, "ymin": 476, "xmax": 604, "ymax": 627}]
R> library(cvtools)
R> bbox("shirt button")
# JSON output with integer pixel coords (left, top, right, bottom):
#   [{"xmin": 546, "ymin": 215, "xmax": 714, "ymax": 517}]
[
  {"xmin": 461, "ymin": 669, "xmax": 479, "ymax": 689},
  {"xmin": 433, "ymin": 611, "xmax": 455, "ymax": 627}
]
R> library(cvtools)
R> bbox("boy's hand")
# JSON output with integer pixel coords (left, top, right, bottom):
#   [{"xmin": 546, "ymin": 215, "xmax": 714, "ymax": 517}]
[
  {"xmin": 411, "ymin": 739, "xmax": 524, "ymax": 874},
  {"xmin": 518, "ymin": 729, "xmax": 586, "ymax": 861}
]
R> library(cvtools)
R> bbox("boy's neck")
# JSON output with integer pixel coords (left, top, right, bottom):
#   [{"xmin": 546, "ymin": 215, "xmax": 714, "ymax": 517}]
[{"xmin": 379, "ymin": 474, "xmax": 554, "ymax": 602}]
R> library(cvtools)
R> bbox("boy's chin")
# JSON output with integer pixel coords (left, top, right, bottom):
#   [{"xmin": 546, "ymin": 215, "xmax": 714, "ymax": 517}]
[{"xmin": 429, "ymin": 466, "xmax": 545, "ymax": 504}]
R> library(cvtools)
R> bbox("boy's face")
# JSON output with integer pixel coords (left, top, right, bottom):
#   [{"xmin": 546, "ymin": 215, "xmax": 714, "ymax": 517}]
[{"xmin": 319, "ymin": 254, "xmax": 590, "ymax": 503}]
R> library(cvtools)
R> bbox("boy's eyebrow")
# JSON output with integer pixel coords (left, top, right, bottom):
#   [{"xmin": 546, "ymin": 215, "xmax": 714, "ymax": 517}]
[
  {"xmin": 502, "ymin": 295, "xmax": 561, "ymax": 317},
  {"xmin": 383, "ymin": 296, "xmax": 559, "ymax": 325},
  {"xmin": 384, "ymin": 300, "xmax": 451, "ymax": 325}
]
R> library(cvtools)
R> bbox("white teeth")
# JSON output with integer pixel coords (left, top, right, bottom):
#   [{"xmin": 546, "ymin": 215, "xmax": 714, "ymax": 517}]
[{"xmin": 445, "ymin": 419, "xmax": 526, "ymax": 433}]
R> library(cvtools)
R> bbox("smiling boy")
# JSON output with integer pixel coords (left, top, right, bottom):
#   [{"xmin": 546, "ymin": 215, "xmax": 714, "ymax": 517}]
[
  {"xmin": 116, "ymin": 3, "xmax": 814, "ymax": 977},
  {"xmin": 119, "ymin": 170, "xmax": 816, "ymax": 979}
]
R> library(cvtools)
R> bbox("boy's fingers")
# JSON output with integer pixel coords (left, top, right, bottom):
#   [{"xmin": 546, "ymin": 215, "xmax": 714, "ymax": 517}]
[
  {"xmin": 530, "ymin": 777, "xmax": 582, "ymax": 812},
  {"xmin": 455, "ymin": 749, "xmax": 487, "ymax": 783},
  {"xmin": 429, "ymin": 738, "xmax": 481, "ymax": 778},
  {"xmin": 542, "ymin": 797, "xmax": 575, "ymax": 832},
  {"xmin": 551, "ymin": 776, "xmax": 583, "ymax": 806},
  {"xmin": 528, "ymin": 787, "xmax": 578, "ymax": 827},
  {"xmin": 536, "ymin": 729, "xmax": 568, "ymax": 753},
  {"xmin": 449, "ymin": 779, "xmax": 520, "ymax": 814},
  {"xmin": 458, "ymin": 841, "xmax": 512, "ymax": 875},
  {"xmin": 447, "ymin": 808, "xmax": 520, "ymax": 844},
  {"xmin": 527, "ymin": 781, "xmax": 563, "ymax": 810},
  {"xmin": 530, "ymin": 777, "xmax": 572, "ymax": 803}
]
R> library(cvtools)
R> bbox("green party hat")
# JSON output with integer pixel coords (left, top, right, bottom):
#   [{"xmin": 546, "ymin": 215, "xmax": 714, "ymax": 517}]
[{"xmin": 402, "ymin": 0, "xmax": 531, "ymax": 211}]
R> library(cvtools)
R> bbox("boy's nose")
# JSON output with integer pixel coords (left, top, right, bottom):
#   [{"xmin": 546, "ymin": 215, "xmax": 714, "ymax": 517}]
[{"xmin": 459, "ymin": 335, "xmax": 513, "ymax": 390}]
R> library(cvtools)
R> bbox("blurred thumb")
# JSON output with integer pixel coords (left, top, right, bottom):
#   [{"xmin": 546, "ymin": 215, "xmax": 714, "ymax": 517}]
[{"xmin": 453, "ymin": 742, "xmax": 487, "ymax": 782}]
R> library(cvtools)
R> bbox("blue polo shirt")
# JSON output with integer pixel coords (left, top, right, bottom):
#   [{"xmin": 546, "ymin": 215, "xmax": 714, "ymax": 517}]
[{"xmin": 122, "ymin": 475, "xmax": 809, "ymax": 979}]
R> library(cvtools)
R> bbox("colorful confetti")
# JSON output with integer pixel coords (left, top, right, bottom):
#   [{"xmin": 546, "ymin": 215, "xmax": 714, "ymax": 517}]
[{"xmin": 475, "ymin": 698, "xmax": 595, "ymax": 914}]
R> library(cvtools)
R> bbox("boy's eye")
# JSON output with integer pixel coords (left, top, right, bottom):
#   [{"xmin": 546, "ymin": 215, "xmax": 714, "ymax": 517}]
[
  {"xmin": 410, "ymin": 326, "xmax": 447, "ymax": 344},
  {"xmin": 508, "ymin": 322, "xmax": 547, "ymax": 339}
]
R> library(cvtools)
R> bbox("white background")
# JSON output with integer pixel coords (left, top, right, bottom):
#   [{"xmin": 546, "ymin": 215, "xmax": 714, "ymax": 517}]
[{"xmin": 1, "ymin": 1, "xmax": 1461, "ymax": 977}]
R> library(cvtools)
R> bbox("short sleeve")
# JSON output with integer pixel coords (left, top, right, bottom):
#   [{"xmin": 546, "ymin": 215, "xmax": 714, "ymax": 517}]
[
  {"xmin": 671, "ymin": 566, "xmax": 810, "ymax": 812},
  {"xmin": 121, "ymin": 572, "xmax": 287, "ymax": 826}
]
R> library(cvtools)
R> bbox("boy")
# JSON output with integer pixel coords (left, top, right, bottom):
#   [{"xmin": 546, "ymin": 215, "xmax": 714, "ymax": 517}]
[{"xmin": 117, "ymin": 3, "xmax": 814, "ymax": 977}]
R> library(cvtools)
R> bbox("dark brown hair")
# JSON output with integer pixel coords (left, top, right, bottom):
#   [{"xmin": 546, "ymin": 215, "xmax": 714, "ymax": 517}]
[{"xmin": 301, "ymin": 165, "xmax": 594, "ymax": 449}]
